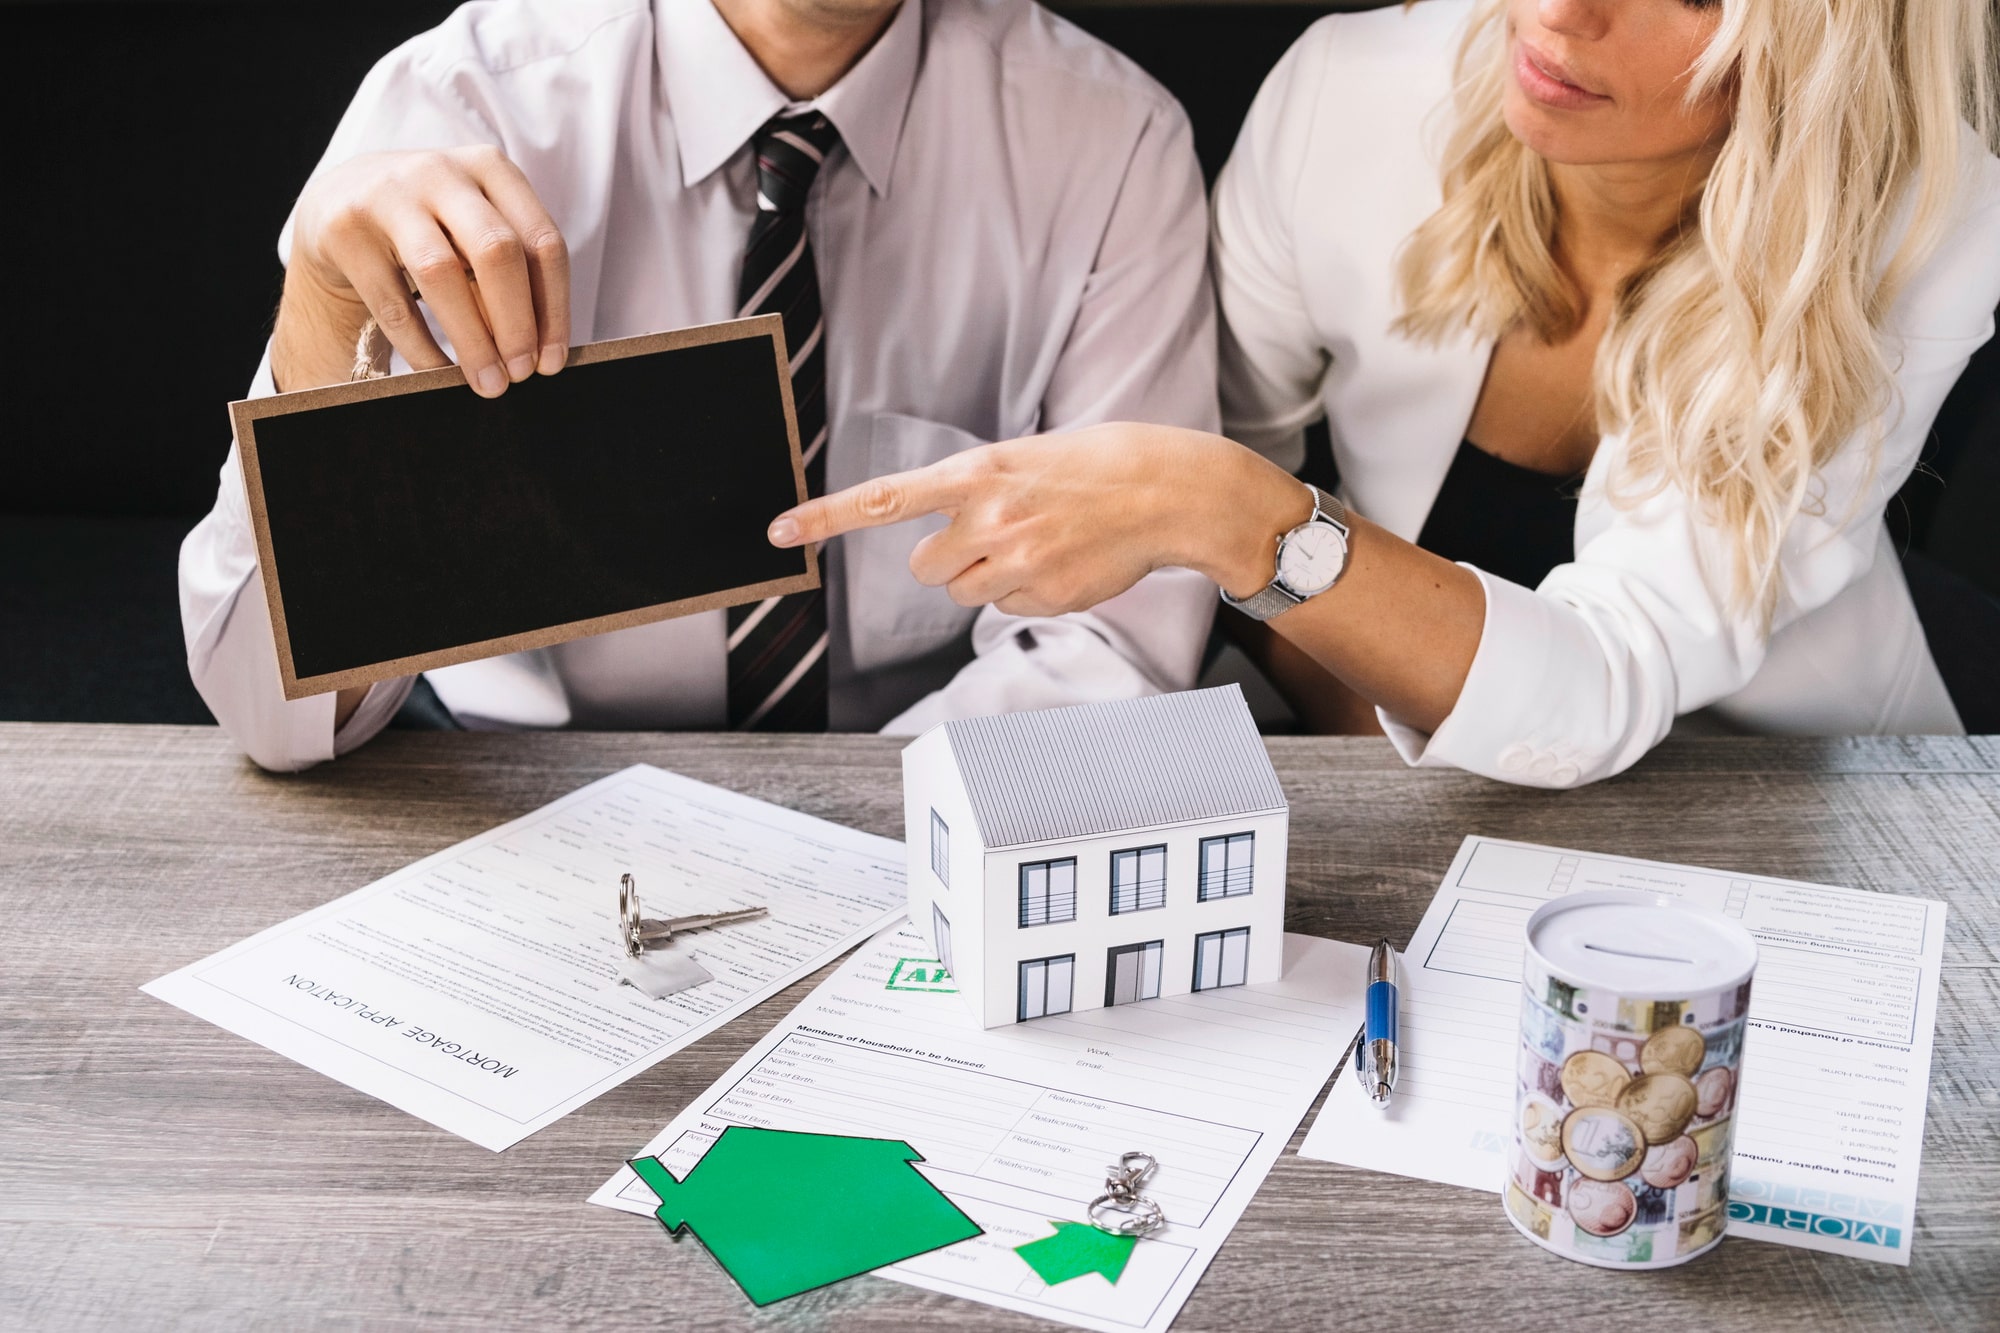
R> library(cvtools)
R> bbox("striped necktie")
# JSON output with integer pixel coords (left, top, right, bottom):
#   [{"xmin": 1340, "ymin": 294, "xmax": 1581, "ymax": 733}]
[{"xmin": 727, "ymin": 111, "xmax": 841, "ymax": 731}]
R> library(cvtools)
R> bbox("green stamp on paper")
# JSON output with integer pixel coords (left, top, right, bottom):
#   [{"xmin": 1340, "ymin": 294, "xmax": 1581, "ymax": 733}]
[{"xmin": 886, "ymin": 958, "xmax": 957, "ymax": 993}]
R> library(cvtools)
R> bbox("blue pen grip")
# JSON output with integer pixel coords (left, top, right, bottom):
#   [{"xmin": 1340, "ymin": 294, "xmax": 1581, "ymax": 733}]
[{"xmin": 1366, "ymin": 980, "xmax": 1397, "ymax": 1045}]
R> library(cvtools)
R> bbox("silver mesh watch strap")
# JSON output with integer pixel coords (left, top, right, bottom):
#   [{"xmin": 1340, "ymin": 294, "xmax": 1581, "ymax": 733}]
[
  {"xmin": 1315, "ymin": 485, "xmax": 1350, "ymax": 534},
  {"xmin": 1224, "ymin": 583, "xmax": 1301, "ymax": 621},
  {"xmin": 1221, "ymin": 484, "xmax": 1350, "ymax": 622}
]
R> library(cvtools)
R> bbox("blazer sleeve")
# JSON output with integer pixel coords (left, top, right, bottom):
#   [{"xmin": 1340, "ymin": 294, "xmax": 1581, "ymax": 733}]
[
  {"xmin": 178, "ymin": 29, "xmax": 505, "ymax": 771},
  {"xmin": 1382, "ymin": 152, "xmax": 2000, "ymax": 787},
  {"xmin": 1210, "ymin": 29, "xmax": 1334, "ymax": 474}
]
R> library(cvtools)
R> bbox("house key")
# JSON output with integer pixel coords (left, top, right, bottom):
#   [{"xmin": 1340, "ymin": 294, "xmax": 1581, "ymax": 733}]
[{"xmin": 619, "ymin": 872, "xmax": 768, "ymax": 958}]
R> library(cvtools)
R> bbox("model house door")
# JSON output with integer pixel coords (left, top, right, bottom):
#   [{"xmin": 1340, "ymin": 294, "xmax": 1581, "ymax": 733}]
[
  {"xmin": 1193, "ymin": 927, "xmax": 1251, "ymax": 991},
  {"xmin": 931, "ymin": 904, "xmax": 954, "ymax": 976},
  {"xmin": 1105, "ymin": 941, "xmax": 1163, "ymax": 1006},
  {"xmin": 1018, "ymin": 955, "xmax": 1074, "ymax": 1021}
]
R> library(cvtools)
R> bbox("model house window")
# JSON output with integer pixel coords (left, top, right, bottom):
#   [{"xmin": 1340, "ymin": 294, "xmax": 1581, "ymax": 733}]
[
  {"xmin": 1018, "ymin": 857, "xmax": 1078, "ymax": 927},
  {"xmin": 931, "ymin": 903, "xmax": 955, "ymax": 976},
  {"xmin": 1197, "ymin": 832, "xmax": 1255, "ymax": 900},
  {"xmin": 1018, "ymin": 954, "xmax": 1075, "ymax": 1021},
  {"xmin": 1193, "ymin": 927, "xmax": 1251, "ymax": 991},
  {"xmin": 929, "ymin": 809, "xmax": 949, "ymax": 888},
  {"xmin": 1105, "ymin": 941, "xmax": 1164, "ymax": 1007},
  {"xmin": 1109, "ymin": 845, "xmax": 1167, "ymax": 914}
]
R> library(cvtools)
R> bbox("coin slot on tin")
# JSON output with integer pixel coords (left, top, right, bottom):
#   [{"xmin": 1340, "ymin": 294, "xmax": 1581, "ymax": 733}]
[{"xmin": 1580, "ymin": 942, "xmax": 1695, "ymax": 965}]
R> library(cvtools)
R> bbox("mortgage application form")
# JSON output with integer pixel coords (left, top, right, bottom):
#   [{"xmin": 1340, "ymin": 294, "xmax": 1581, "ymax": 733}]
[
  {"xmin": 1298, "ymin": 836, "xmax": 1947, "ymax": 1264},
  {"xmin": 144, "ymin": 765, "xmax": 906, "ymax": 1150},
  {"xmin": 593, "ymin": 924, "xmax": 1367, "ymax": 1332}
]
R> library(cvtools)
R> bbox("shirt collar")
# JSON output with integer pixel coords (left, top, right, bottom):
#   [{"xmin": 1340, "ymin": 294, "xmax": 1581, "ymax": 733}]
[{"xmin": 657, "ymin": 0, "xmax": 921, "ymax": 197}]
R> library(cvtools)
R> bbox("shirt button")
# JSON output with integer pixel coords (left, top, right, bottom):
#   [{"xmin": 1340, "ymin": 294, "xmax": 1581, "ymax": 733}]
[
  {"xmin": 1499, "ymin": 744, "xmax": 1533, "ymax": 773},
  {"xmin": 1528, "ymin": 752, "xmax": 1557, "ymax": 778},
  {"xmin": 1550, "ymin": 762, "xmax": 1581, "ymax": 786}
]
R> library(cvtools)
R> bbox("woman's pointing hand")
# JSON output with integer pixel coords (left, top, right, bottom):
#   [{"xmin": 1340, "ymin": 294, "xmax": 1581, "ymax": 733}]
[{"xmin": 766, "ymin": 423, "xmax": 1301, "ymax": 617}]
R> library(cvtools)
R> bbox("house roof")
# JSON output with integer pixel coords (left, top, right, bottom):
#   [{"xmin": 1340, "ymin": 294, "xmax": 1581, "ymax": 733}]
[{"xmin": 940, "ymin": 685, "xmax": 1286, "ymax": 850}]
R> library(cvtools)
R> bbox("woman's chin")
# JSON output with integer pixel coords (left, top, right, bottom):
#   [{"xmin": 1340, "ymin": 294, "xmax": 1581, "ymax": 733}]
[{"xmin": 1500, "ymin": 93, "xmax": 1616, "ymax": 167}]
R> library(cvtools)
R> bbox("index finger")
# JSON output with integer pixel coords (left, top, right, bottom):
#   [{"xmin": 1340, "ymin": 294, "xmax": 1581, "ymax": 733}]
[
  {"xmin": 465, "ymin": 150, "xmax": 571, "ymax": 375},
  {"xmin": 769, "ymin": 460, "xmax": 971, "ymax": 547}
]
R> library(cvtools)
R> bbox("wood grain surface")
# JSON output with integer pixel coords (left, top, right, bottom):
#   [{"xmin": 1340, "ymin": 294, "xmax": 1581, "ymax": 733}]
[{"xmin": 1, "ymin": 725, "xmax": 1995, "ymax": 1331}]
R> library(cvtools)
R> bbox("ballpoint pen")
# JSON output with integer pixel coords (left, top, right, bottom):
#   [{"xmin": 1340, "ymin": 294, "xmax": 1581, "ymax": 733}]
[{"xmin": 1356, "ymin": 937, "xmax": 1398, "ymax": 1104}]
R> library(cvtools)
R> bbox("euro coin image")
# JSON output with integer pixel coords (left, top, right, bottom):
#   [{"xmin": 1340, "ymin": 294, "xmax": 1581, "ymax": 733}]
[
  {"xmin": 1617, "ymin": 1072, "xmax": 1699, "ymax": 1144},
  {"xmin": 1560, "ymin": 1049, "xmax": 1632, "ymax": 1109},
  {"xmin": 1640, "ymin": 1133, "xmax": 1698, "ymax": 1189},
  {"xmin": 1562, "ymin": 1106, "xmax": 1647, "ymax": 1181},
  {"xmin": 1520, "ymin": 1093, "xmax": 1566, "ymax": 1166},
  {"xmin": 1640, "ymin": 1024, "xmax": 1705, "ymax": 1078},
  {"xmin": 1696, "ymin": 1065, "xmax": 1736, "ymax": 1119},
  {"xmin": 1566, "ymin": 1177, "xmax": 1638, "ymax": 1237}
]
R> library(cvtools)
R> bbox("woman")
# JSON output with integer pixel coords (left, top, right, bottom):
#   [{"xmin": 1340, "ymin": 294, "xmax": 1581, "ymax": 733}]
[{"xmin": 773, "ymin": 0, "xmax": 2000, "ymax": 786}]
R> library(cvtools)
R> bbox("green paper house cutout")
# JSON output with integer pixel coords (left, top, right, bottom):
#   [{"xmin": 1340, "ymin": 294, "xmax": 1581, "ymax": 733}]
[{"xmin": 629, "ymin": 1127, "xmax": 983, "ymax": 1305}]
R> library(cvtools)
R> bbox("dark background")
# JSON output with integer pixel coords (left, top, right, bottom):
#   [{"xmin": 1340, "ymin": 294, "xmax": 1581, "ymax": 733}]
[{"xmin": 4, "ymin": 0, "xmax": 1996, "ymax": 727}]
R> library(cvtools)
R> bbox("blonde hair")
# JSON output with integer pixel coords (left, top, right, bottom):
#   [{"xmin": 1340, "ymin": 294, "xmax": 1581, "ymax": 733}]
[{"xmin": 1393, "ymin": 0, "xmax": 1999, "ymax": 613}]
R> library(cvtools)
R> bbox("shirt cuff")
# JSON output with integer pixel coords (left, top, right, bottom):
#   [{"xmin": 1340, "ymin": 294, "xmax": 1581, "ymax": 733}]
[
  {"xmin": 1377, "ymin": 566, "xmax": 1591, "ymax": 788},
  {"xmin": 333, "ymin": 676, "xmax": 417, "ymax": 756}
]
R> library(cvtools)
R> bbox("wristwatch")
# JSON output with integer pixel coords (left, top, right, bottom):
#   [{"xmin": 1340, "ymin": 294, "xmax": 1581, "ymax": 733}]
[{"xmin": 1220, "ymin": 484, "xmax": 1351, "ymax": 621}]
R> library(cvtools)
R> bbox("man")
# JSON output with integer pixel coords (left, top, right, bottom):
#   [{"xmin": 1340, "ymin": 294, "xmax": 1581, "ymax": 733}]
[{"xmin": 180, "ymin": 0, "xmax": 1217, "ymax": 770}]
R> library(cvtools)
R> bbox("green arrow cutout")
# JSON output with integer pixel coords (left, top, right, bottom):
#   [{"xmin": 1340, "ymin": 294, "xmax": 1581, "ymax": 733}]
[{"xmin": 1014, "ymin": 1221, "xmax": 1138, "ymax": 1286}]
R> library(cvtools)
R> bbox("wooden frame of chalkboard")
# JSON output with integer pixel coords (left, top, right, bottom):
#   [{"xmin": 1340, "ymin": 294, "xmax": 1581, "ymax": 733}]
[{"xmin": 230, "ymin": 315, "xmax": 817, "ymax": 700}]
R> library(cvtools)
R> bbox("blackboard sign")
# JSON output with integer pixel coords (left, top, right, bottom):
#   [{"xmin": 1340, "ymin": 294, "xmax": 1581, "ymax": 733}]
[{"xmin": 231, "ymin": 316, "xmax": 815, "ymax": 699}]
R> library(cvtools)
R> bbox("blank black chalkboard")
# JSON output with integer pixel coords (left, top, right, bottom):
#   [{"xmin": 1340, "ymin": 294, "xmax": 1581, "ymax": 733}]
[{"xmin": 232, "ymin": 317, "xmax": 814, "ymax": 698}]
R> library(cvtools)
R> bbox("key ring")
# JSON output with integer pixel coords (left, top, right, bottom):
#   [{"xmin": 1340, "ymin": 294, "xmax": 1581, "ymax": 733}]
[
  {"xmin": 617, "ymin": 873, "xmax": 768, "ymax": 960},
  {"xmin": 619, "ymin": 873, "xmax": 644, "ymax": 958},
  {"xmin": 1088, "ymin": 1151, "xmax": 1165, "ymax": 1236}
]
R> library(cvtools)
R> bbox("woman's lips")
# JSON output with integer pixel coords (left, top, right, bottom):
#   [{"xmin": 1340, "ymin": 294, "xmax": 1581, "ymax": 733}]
[{"xmin": 1513, "ymin": 40, "xmax": 1611, "ymax": 110}]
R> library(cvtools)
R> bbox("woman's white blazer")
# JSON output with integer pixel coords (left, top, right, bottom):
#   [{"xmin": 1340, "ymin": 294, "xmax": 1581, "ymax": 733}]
[{"xmin": 1213, "ymin": 0, "xmax": 2000, "ymax": 787}]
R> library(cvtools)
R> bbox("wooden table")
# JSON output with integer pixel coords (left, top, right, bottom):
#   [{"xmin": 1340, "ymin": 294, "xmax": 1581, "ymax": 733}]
[{"xmin": 3, "ymin": 725, "xmax": 1996, "ymax": 1330}]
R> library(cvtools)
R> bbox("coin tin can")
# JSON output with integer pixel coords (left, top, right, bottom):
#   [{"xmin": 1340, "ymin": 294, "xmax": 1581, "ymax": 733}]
[{"xmin": 1506, "ymin": 891, "xmax": 1758, "ymax": 1269}]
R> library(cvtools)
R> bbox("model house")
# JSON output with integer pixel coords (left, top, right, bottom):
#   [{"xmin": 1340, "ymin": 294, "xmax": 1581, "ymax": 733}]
[{"xmin": 902, "ymin": 684, "xmax": 1288, "ymax": 1028}]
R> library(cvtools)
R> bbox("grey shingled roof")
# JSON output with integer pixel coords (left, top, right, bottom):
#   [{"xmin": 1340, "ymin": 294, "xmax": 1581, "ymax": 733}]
[{"xmin": 941, "ymin": 685, "xmax": 1286, "ymax": 850}]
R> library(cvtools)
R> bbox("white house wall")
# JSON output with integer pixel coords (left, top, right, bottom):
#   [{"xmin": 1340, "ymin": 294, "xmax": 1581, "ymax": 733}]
[
  {"xmin": 901, "ymin": 729, "xmax": 988, "ymax": 1012},
  {"xmin": 976, "ymin": 810, "xmax": 1288, "ymax": 1028}
]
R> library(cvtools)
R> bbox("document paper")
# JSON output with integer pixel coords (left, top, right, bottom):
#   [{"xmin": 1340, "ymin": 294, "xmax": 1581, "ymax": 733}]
[
  {"xmin": 143, "ymin": 765, "xmax": 906, "ymax": 1150},
  {"xmin": 592, "ymin": 925, "xmax": 1367, "ymax": 1332},
  {"xmin": 1298, "ymin": 836, "xmax": 1946, "ymax": 1264}
]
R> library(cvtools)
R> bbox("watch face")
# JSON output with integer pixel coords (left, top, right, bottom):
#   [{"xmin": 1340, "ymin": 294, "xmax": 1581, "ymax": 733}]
[{"xmin": 1277, "ymin": 521, "xmax": 1348, "ymax": 597}]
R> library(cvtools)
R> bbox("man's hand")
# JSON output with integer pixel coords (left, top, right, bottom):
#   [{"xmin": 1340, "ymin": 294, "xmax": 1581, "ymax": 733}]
[
  {"xmin": 767, "ymin": 423, "xmax": 1303, "ymax": 617},
  {"xmin": 275, "ymin": 146, "xmax": 571, "ymax": 396},
  {"xmin": 275, "ymin": 146, "xmax": 572, "ymax": 729}
]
